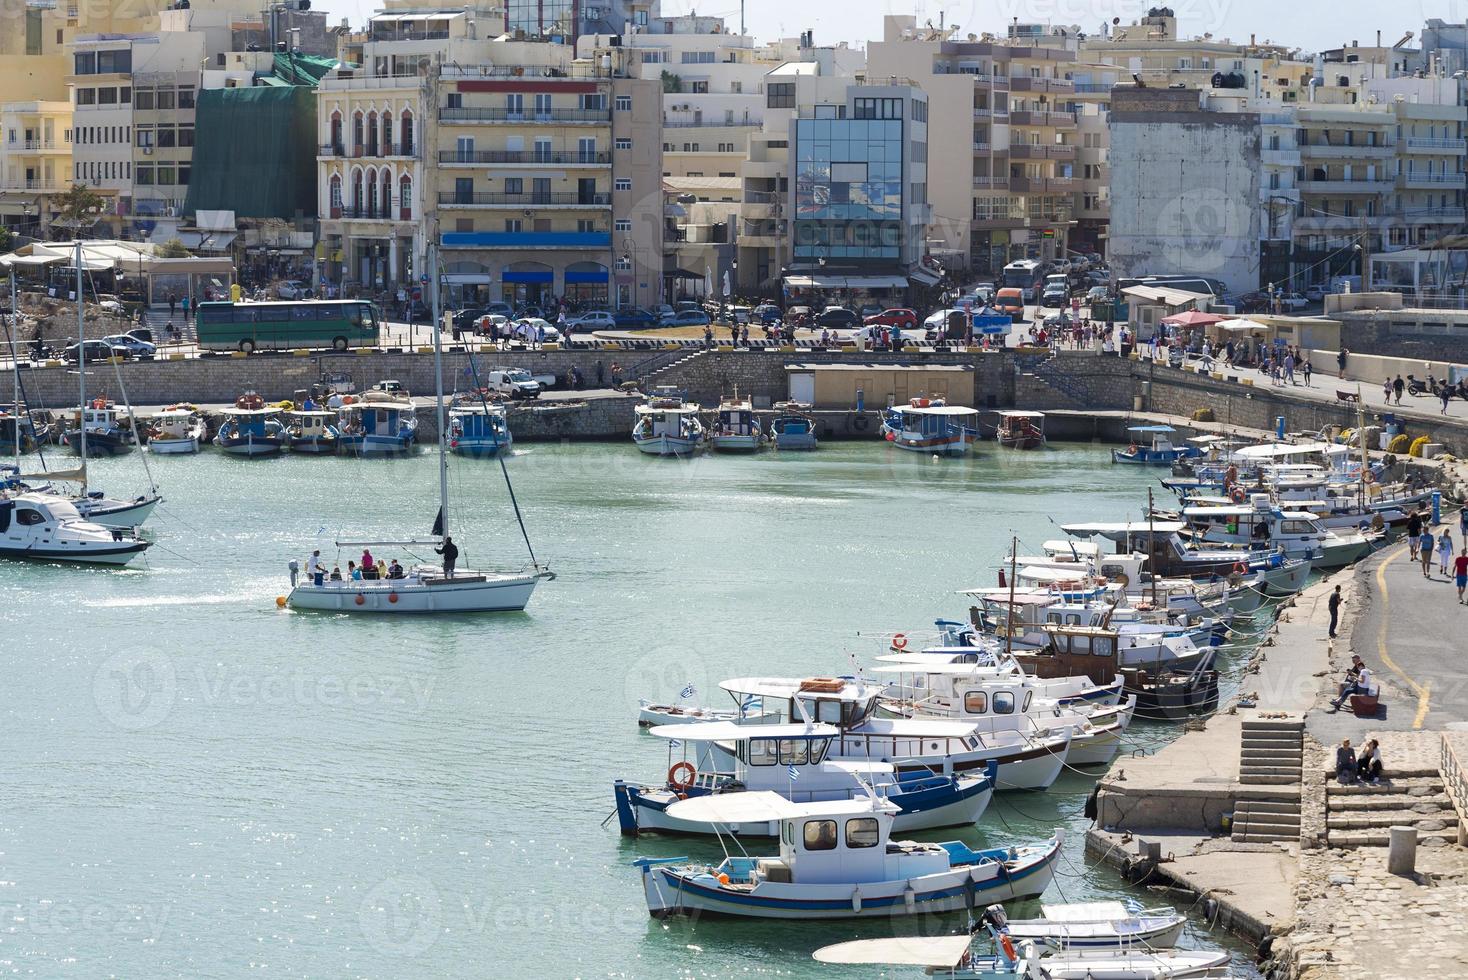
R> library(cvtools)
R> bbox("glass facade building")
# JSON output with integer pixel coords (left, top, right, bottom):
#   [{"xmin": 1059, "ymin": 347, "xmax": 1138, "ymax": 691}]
[
  {"xmin": 507, "ymin": 0, "xmax": 577, "ymax": 38},
  {"xmin": 793, "ymin": 117, "xmax": 906, "ymax": 262}
]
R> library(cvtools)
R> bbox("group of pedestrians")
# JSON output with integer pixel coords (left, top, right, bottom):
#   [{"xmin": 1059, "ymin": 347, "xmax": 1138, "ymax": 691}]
[{"xmin": 1406, "ymin": 506, "xmax": 1468, "ymax": 602}]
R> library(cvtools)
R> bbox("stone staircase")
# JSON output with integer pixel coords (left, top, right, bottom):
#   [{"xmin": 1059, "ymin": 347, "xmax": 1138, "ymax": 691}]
[
  {"xmin": 1231, "ymin": 716, "xmax": 1305, "ymax": 843},
  {"xmin": 1325, "ymin": 767, "xmax": 1458, "ymax": 849}
]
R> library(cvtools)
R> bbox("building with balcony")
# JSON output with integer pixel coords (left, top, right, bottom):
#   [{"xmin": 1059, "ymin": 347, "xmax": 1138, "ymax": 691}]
[
  {"xmin": 0, "ymin": 101, "xmax": 73, "ymax": 215},
  {"xmin": 867, "ymin": 15, "xmax": 1081, "ymax": 277},
  {"xmin": 1108, "ymin": 86, "xmax": 1261, "ymax": 296}
]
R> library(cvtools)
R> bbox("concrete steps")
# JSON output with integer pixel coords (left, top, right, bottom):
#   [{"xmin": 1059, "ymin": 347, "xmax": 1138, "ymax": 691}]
[
  {"xmin": 1326, "ymin": 828, "xmax": 1459, "ymax": 848},
  {"xmin": 1324, "ymin": 771, "xmax": 1456, "ymax": 849},
  {"xmin": 1233, "ymin": 718, "xmax": 1305, "ymax": 843},
  {"xmin": 1328, "ymin": 793, "xmax": 1451, "ymax": 811}
]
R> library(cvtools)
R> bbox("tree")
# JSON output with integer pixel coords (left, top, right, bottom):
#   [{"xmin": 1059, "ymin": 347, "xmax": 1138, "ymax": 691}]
[
  {"xmin": 53, "ymin": 183, "xmax": 106, "ymax": 231},
  {"xmin": 155, "ymin": 237, "xmax": 191, "ymax": 258},
  {"xmin": 0, "ymin": 226, "xmax": 12, "ymax": 255},
  {"xmin": 660, "ymin": 69, "xmax": 682, "ymax": 94}
]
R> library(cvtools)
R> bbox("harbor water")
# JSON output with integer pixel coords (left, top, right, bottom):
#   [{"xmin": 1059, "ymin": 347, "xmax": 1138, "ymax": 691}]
[{"xmin": 2, "ymin": 441, "xmax": 1264, "ymax": 977}]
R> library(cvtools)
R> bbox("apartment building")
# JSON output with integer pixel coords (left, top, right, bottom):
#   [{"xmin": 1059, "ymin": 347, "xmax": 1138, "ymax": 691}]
[
  {"xmin": 868, "ymin": 15, "xmax": 1078, "ymax": 277},
  {"xmin": 0, "ymin": 101, "xmax": 72, "ymax": 200}
]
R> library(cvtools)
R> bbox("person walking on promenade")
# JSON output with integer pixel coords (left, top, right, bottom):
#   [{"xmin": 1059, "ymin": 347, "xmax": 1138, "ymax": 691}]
[
  {"xmin": 1337, "ymin": 346, "xmax": 1349, "ymax": 379},
  {"xmin": 1443, "ymin": 384, "xmax": 1454, "ymax": 415},
  {"xmin": 1460, "ymin": 506, "xmax": 1468, "ymax": 539},
  {"xmin": 1328, "ymin": 584, "xmax": 1344, "ymax": 639},
  {"xmin": 1420, "ymin": 526, "xmax": 1437, "ymax": 577},
  {"xmin": 1393, "ymin": 374, "xmax": 1405, "ymax": 405},
  {"xmin": 1438, "ymin": 531, "xmax": 1455, "ymax": 577},
  {"xmin": 1408, "ymin": 510, "xmax": 1423, "ymax": 561},
  {"xmin": 1302, "ymin": 358, "xmax": 1312, "ymax": 386},
  {"xmin": 1455, "ymin": 550, "xmax": 1468, "ymax": 604},
  {"xmin": 1383, "ymin": 378, "xmax": 1393, "ymax": 403}
]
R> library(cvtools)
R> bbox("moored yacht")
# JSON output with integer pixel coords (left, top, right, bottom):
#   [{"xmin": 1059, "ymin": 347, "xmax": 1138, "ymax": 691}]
[{"xmin": 0, "ymin": 492, "xmax": 150, "ymax": 565}]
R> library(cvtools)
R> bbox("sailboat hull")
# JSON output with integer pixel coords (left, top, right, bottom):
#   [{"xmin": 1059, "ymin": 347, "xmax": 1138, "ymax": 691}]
[
  {"xmin": 286, "ymin": 571, "xmax": 540, "ymax": 613},
  {"xmin": 75, "ymin": 494, "xmax": 161, "ymax": 528}
]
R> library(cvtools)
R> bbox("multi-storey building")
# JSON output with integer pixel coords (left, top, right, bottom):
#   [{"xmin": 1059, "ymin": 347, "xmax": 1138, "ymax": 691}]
[
  {"xmin": 0, "ymin": 101, "xmax": 72, "ymax": 202},
  {"xmin": 868, "ymin": 15, "xmax": 1078, "ymax": 277}
]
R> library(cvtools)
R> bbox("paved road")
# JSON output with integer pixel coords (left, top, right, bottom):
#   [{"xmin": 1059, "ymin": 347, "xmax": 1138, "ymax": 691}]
[{"xmin": 1339, "ymin": 522, "xmax": 1468, "ymax": 733}]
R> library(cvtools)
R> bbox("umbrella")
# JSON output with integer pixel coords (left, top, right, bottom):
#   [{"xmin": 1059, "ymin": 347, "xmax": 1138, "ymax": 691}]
[
  {"xmin": 1218, "ymin": 318, "xmax": 1271, "ymax": 332},
  {"xmin": 1161, "ymin": 309, "xmax": 1225, "ymax": 327}
]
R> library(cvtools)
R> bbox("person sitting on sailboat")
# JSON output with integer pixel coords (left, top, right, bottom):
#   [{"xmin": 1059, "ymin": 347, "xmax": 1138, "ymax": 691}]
[
  {"xmin": 387, "ymin": 559, "xmax": 405, "ymax": 579},
  {"xmin": 360, "ymin": 549, "xmax": 375, "ymax": 578},
  {"xmin": 435, "ymin": 535, "xmax": 459, "ymax": 578}
]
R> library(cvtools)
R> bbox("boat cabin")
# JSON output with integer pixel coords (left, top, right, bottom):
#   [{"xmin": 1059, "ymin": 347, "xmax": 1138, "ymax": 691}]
[
  {"xmin": 219, "ymin": 407, "xmax": 277, "ymax": 434},
  {"xmin": 150, "ymin": 409, "xmax": 197, "ymax": 439},
  {"xmin": 715, "ymin": 399, "xmax": 759, "ymax": 436},
  {"xmin": 995, "ymin": 410, "xmax": 1045, "ymax": 448},
  {"xmin": 287, "ymin": 409, "xmax": 336, "ymax": 436},
  {"xmin": 871, "ymin": 663, "xmax": 1039, "ymax": 729}
]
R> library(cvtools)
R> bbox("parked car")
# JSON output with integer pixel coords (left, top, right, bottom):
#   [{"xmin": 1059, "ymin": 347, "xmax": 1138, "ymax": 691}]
[
  {"xmin": 858, "ymin": 303, "xmax": 884, "ymax": 318},
  {"xmin": 1085, "ymin": 285, "xmax": 1111, "ymax": 304},
  {"xmin": 1043, "ymin": 310, "xmax": 1079, "ymax": 329},
  {"xmin": 404, "ymin": 300, "xmax": 431, "ymax": 322},
  {"xmin": 1304, "ymin": 285, "xmax": 1327, "ymax": 303},
  {"xmin": 1277, "ymin": 292, "xmax": 1309, "ymax": 311},
  {"xmin": 452, "ymin": 308, "xmax": 485, "ymax": 331},
  {"xmin": 753, "ymin": 303, "xmax": 783, "ymax": 325},
  {"xmin": 485, "ymin": 367, "xmax": 541, "ymax": 399},
  {"xmin": 120, "ymin": 327, "xmax": 154, "ymax": 345},
  {"xmin": 567, "ymin": 310, "xmax": 617, "ymax": 330},
  {"xmin": 651, "ymin": 304, "xmax": 676, "ymax": 322},
  {"xmin": 1237, "ymin": 291, "xmax": 1270, "ymax": 313},
  {"xmin": 815, "ymin": 307, "xmax": 861, "ymax": 329},
  {"xmin": 971, "ymin": 283, "xmax": 996, "ymax": 305},
  {"xmin": 64, "ymin": 340, "xmax": 126, "ymax": 362},
  {"xmin": 483, "ymin": 301, "xmax": 514, "ymax": 318},
  {"xmin": 785, "ymin": 305, "xmax": 814, "ymax": 324},
  {"xmin": 513, "ymin": 318, "xmax": 561, "ymax": 343},
  {"xmin": 612, "ymin": 308, "xmax": 659, "ymax": 329},
  {"xmin": 864, "ymin": 308, "xmax": 918, "ymax": 330},
  {"xmin": 515, "ymin": 305, "xmax": 547, "ymax": 320},
  {"xmin": 1066, "ymin": 255, "xmax": 1090, "ymax": 274},
  {"xmin": 1040, "ymin": 283, "xmax": 1071, "ymax": 307},
  {"xmin": 101, "ymin": 333, "xmax": 156, "ymax": 357},
  {"xmin": 275, "ymin": 280, "xmax": 310, "ymax": 300},
  {"xmin": 1086, "ymin": 270, "xmax": 1110, "ymax": 286},
  {"xmin": 475, "ymin": 314, "xmax": 509, "ymax": 336},
  {"xmin": 666, "ymin": 309, "xmax": 711, "ymax": 327}
]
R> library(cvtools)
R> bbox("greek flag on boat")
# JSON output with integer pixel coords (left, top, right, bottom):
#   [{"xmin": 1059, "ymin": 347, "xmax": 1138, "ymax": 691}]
[
  {"xmin": 787, "ymin": 764, "xmax": 799, "ymax": 782},
  {"xmin": 679, "ymin": 683, "xmax": 696, "ymax": 700}
]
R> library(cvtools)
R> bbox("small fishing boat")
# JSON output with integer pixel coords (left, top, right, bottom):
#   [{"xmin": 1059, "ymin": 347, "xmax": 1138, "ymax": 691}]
[
  {"xmin": 709, "ymin": 394, "xmax": 765, "ymax": 452},
  {"xmin": 1111, "ymin": 425, "xmax": 1200, "ymax": 465},
  {"xmin": 995, "ymin": 410, "xmax": 1046, "ymax": 449},
  {"xmin": 62, "ymin": 399, "xmax": 136, "ymax": 456},
  {"xmin": 0, "ymin": 492, "xmax": 150, "ymax": 565},
  {"xmin": 633, "ymin": 390, "xmax": 704, "ymax": 456},
  {"xmin": 0, "ymin": 404, "xmax": 51, "ymax": 452},
  {"xmin": 615, "ymin": 722, "xmax": 995, "ymax": 836},
  {"xmin": 1003, "ymin": 901, "xmax": 1188, "ymax": 950},
  {"xmin": 637, "ymin": 698, "xmax": 774, "ymax": 727},
  {"xmin": 145, "ymin": 407, "xmax": 206, "ymax": 455},
  {"xmin": 284, "ymin": 409, "xmax": 340, "ymax": 455},
  {"xmin": 337, "ymin": 392, "xmax": 418, "ymax": 456},
  {"xmin": 214, "ymin": 394, "xmax": 286, "ymax": 457},
  {"xmin": 769, "ymin": 402, "xmax": 819, "ymax": 450},
  {"xmin": 882, "ymin": 400, "xmax": 979, "ymax": 456},
  {"xmin": 448, "ymin": 401, "xmax": 512, "ymax": 458},
  {"xmin": 1179, "ymin": 496, "xmax": 1376, "ymax": 569},
  {"xmin": 634, "ymin": 792, "xmax": 1059, "ymax": 920}
]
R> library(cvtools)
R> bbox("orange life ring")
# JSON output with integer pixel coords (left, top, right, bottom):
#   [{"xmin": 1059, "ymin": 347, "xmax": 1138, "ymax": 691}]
[
  {"xmin": 1364, "ymin": 470, "xmax": 1376, "ymax": 484},
  {"xmin": 91, "ymin": 398, "xmax": 106, "ymax": 409},
  {"xmin": 1000, "ymin": 934, "xmax": 1017, "ymax": 960},
  {"xmin": 1232, "ymin": 561, "xmax": 1248, "ymax": 575},
  {"xmin": 354, "ymin": 594, "xmax": 365, "ymax": 605},
  {"xmin": 388, "ymin": 592, "xmax": 399, "ymax": 603},
  {"xmin": 891, "ymin": 633, "xmax": 909, "ymax": 650},
  {"xmin": 1230, "ymin": 487, "xmax": 1247, "ymax": 503},
  {"xmin": 668, "ymin": 761, "xmax": 697, "ymax": 790}
]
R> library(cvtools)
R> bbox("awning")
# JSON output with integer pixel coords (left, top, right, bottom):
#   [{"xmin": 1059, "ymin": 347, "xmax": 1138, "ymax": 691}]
[
  {"xmin": 1161, "ymin": 309, "xmax": 1224, "ymax": 327},
  {"xmin": 440, "ymin": 272, "xmax": 492, "ymax": 284},
  {"xmin": 198, "ymin": 233, "xmax": 237, "ymax": 251},
  {"xmin": 908, "ymin": 263, "xmax": 942, "ymax": 286},
  {"xmin": 667, "ymin": 268, "xmax": 704, "ymax": 280},
  {"xmin": 784, "ymin": 274, "xmax": 908, "ymax": 290},
  {"xmin": 503, "ymin": 269, "xmax": 553, "ymax": 284}
]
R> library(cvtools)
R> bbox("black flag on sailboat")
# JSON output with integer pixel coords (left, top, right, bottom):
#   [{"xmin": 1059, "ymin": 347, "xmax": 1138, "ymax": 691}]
[{"xmin": 431, "ymin": 507, "xmax": 444, "ymax": 537}]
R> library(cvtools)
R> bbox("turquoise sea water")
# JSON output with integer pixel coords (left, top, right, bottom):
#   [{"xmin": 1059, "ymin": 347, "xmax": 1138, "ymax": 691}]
[{"xmin": 0, "ymin": 441, "xmax": 1262, "ymax": 977}]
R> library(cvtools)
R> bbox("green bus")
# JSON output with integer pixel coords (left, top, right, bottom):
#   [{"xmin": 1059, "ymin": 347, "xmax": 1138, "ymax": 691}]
[{"xmin": 194, "ymin": 300, "xmax": 382, "ymax": 353}]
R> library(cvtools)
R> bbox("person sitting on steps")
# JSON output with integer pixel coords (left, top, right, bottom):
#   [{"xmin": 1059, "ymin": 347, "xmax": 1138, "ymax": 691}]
[{"xmin": 1359, "ymin": 739, "xmax": 1383, "ymax": 784}]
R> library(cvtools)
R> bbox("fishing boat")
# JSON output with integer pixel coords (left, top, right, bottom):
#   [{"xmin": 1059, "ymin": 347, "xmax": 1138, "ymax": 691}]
[
  {"xmin": 448, "ymin": 400, "xmax": 512, "ymax": 458},
  {"xmin": 145, "ymin": 407, "xmax": 206, "ymax": 455},
  {"xmin": 637, "ymin": 697, "xmax": 775, "ymax": 727},
  {"xmin": 1111, "ymin": 425, "xmax": 1200, "ymax": 465},
  {"xmin": 708, "ymin": 394, "xmax": 765, "ymax": 451},
  {"xmin": 0, "ymin": 492, "xmax": 150, "ymax": 565},
  {"xmin": 214, "ymin": 394, "xmax": 286, "ymax": 457},
  {"xmin": 615, "ymin": 722, "xmax": 995, "ymax": 836},
  {"xmin": 1002, "ymin": 901, "xmax": 1188, "ymax": 950},
  {"xmin": 337, "ymin": 392, "xmax": 418, "ymax": 456},
  {"xmin": 633, "ymin": 390, "xmax": 704, "ymax": 456},
  {"xmin": 1020, "ymin": 623, "xmax": 1219, "ymax": 721},
  {"xmin": 769, "ymin": 403, "xmax": 819, "ymax": 450},
  {"xmin": 285, "ymin": 242, "xmax": 551, "ymax": 615},
  {"xmin": 1179, "ymin": 496, "xmax": 1375, "ymax": 569},
  {"xmin": 994, "ymin": 410, "xmax": 1046, "ymax": 449},
  {"xmin": 881, "ymin": 400, "xmax": 979, "ymax": 456},
  {"xmin": 284, "ymin": 409, "xmax": 340, "ymax": 455},
  {"xmin": 1059, "ymin": 521, "xmax": 1311, "ymax": 598},
  {"xmin": 0, "ymin": 403, "xmax": 50, "ymax": 452},
  {"xmin": 62, "ymin": 399, "xmax": 136, "ymax": 456},
  {"xmin": 634, "ymin": 792, "xmax": 1059, "ymax": 920}
]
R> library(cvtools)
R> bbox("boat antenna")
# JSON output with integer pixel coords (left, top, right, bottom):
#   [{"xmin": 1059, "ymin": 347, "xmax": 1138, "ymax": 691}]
[
  {"xmin": 85, "ymin": 262, "xmax": 157, "ymax": 497},
  {"xmin": 75, "ymin": 241, "xmax": 88, "ymax": 490},
  {"xmin": 6, "ymin": 261, "xmax": 17, "ymax": 468},
  {"xmin": 462, "ymin": 352, "xmax": 542, "ymax": 570},
  {"xmin": 429, "ymin": 241, "xmax": 450, "ymax": 542},
  {"xmin": 1147, "ymin": 486, "xmax": 1157, "ymax": 603},
  {"xmin": 1005, "ymin": 534, "xmax": 1017, "ymax": 659}
]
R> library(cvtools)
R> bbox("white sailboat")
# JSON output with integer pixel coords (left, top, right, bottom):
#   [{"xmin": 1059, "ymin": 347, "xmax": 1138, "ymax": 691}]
[{"xmin": 285, "ymin": 244, "xmax": 551, "ymax": 614}]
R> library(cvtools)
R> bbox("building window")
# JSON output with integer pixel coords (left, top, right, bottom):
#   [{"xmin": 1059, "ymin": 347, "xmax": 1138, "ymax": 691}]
[
  {"xmin": 76, "ymin": 89, "xmax": 96, "ymax": 106},
  {"xmin": 615, "ymin": 137, "xmax": 632, "ymax": 150},
  {"xmin": 135, "ymin": 90, "xmax": 154, "ymax": 110},
  {"xmin": 767, "ymin": 83, "xmax": 795, "ymax": 109},
  {"xmin": 577, "ymin": 219, "xmax": 596, "ymax": 232},
  {"xmin": 614, "ymin": 177, "xmax": 631, "ymax": 191},
  {"xmin": 615, "ymin": 255, "xmax": 632, "ymax": 271},
  {"xmin": 120, "ymin": 87, "xmax": 131, "ymax": 104},
  {"xmin": 157, "ymin": 89, "xmax": 175, "ymax": 110},
  {"xmin": 615, "ymin": 95, "xmax": 632, "ymax": 112},
  {"xmin": 680, "ymin": 51, "xmax": 715, "ymax": 64},
  {"xmin": 135, "ymin": 166, "xmax": 154, "ymax": 186},
  {"xmin": 446, "ymin": 93, "xmax": 462, "ymax": 109},
  {"xmin": 615, "ymin": 218, "xmax": 632, "ymax": 231},
  {"xmin": 178, "ymin": 87, "xmax": 195, "ymax": 109},
  {"xmin": 662, "ymin": 142, "xmax": 673, "ymax": 152},
  {"xmin": 504, "ymin": 219, "xmax": 522, "ymax": 233}
]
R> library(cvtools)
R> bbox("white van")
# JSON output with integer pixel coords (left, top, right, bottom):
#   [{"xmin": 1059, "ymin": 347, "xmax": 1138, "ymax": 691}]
[{"xmin": 485, "ymin": 367, "xmax": 542, "ymax": 399}]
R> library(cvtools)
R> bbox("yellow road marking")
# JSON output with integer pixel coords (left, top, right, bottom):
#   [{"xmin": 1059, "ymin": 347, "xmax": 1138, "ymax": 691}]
[{"xmin": 1374, "ymin": 548, "xmax": 1432, "ymax": 729}]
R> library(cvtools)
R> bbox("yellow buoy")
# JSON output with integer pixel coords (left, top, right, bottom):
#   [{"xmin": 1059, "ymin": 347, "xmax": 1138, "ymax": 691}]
[{"xmin": 275, "ymin": 596, "xmax": 287, "ymax": 608}]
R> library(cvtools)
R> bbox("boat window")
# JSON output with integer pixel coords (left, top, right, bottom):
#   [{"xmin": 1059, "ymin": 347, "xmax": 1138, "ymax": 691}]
[
  {"xmin": 963, "ymin": 691, "xmax": 987, "ymax": 713},
  {"xmin": 778, "ymin": 739, "xmax": 809, "ymax": 766},
  {"xmin": 1045, "ymin": 613, "xmax": 1060, "ymax": 624},
  {"xmin": 803, "ymin": 819, "xmax": 838, "ymax": 851},
  {"xmin": 1095, "ymin": 638, "xmax": 1114, "ymax": 657},
  {"xmin": 748, "ymin": 739, "xmax": 778, "ymax": 766},
  {"xmin": 1073, "ymin": 635, "xmax": 1090, "ymax": 653},
  {"xmin": 845, "ymin": 818, "xmax": 880, "ymax": 848},
  {"xmin": 15, "ymin": 508, "xmax": 45, "ymax": 526},
  {"xmin": 993, "ymin": 692, "xmax": 1016, "ymax": 714},
  {"xmin": 1065, "ymin": 614, "xmax": 1081, "ymax": 625},
  {"xmin": 814, "ymin": 699, "xmax": 842, "ymax": 724},
  {"xmin": 1022, "ymin": 691, "xmax": 1033, "ymax": 712},
  {"xmin": 1281, "ymin": 520, "xmax": 1314, "ymax": 534},
  {"xmin": 808, "ymin": 739, "xmax": 829, "ymax": 764}
]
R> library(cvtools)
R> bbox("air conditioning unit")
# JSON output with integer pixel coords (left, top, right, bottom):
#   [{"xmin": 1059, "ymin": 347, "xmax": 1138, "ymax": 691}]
[{"xmin": 142, "ymin": 146, "xmax": 153, "ymax": 154}]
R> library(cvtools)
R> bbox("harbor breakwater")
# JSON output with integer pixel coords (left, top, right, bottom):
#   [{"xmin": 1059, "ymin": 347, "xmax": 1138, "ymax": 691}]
[{"xmin": 8, "ymin": 347, "xmax": 1468, "ymax": 451}]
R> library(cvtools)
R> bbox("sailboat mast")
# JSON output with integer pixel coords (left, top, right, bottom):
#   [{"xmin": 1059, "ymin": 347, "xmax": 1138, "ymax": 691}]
[
  {"xmin": 429, "ymin": 242, "xmax": 449, "ymax": 540},
  {"xmin": 75, "ymin": 241, "xmax": 87, "ymax": 488},
  {"xmin": 8, "ymin": 263, "xmax": 18, "ymax": 467},
  {"xmin": 1005, "ymin": 534, "xmax": 1017, "ymax": 659}
]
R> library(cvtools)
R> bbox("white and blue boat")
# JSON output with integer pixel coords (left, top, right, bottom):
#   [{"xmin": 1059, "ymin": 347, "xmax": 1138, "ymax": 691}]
[
  {"xmin": 770, "ymin": 403, "xmax": 818, "ymax": 450},
  {"xmin": 284, "ymin": 409, "xmax": 340, "ymax": 455},
  {"xmin": 633, "ymin": 394, "xmax": 704, "ymax": 456},
  {"xmin": 634, "ymin": 792, "xmax": 1059, "ymax": 920},
  {"xmin": 615, "ymin": 721, "xmax": 995, "ymax": 837},
  {"xmin": 881, "ymin": 400, "xmax": 979, "ymax": 456},
  {"xmin": 709, "ymin": 395, "xmax": 765, "ymax": 452},
  {"xmin": 338, "ymin": 395, "xmax": 418, "ymax": 456},
  {"xmin": 213, "ymin": 403, "xmax": 286, "ymax": 457},
  {"xmin": 448, "ymin": 402, "xmax": 512, "ymax": 458},
  {"xmin": 1111, "ymin": 425, "xmax": 1200, "ymax": 465}
]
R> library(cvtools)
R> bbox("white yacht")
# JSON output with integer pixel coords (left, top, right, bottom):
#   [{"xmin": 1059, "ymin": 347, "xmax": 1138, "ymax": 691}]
[{"xmin": 0, "ymin": 492, "xmax": 150, "ymax": 565}]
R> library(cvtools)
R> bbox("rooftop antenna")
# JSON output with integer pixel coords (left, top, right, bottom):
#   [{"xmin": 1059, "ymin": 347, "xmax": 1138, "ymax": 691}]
[{"xmin": 740, "ymin": 0, "xmax": 744, "ymax": 36}]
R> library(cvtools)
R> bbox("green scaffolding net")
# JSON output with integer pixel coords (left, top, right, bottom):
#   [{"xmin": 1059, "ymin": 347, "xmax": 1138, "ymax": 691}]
[{"xmin": 185, "ymin": 86, "xmax": 317, "ymax": 220}]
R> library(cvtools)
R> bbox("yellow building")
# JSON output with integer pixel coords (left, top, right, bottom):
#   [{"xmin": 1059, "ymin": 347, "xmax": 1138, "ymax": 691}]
[{"xmin": 0, "ymin": 101, "xmax": 73, "ymax": 234}]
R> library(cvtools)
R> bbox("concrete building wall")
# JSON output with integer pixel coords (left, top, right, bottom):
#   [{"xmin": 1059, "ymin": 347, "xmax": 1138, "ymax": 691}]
[{"xmin": 1109, "ymin": 88, "xmax": 1261, "ymax": 296}]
